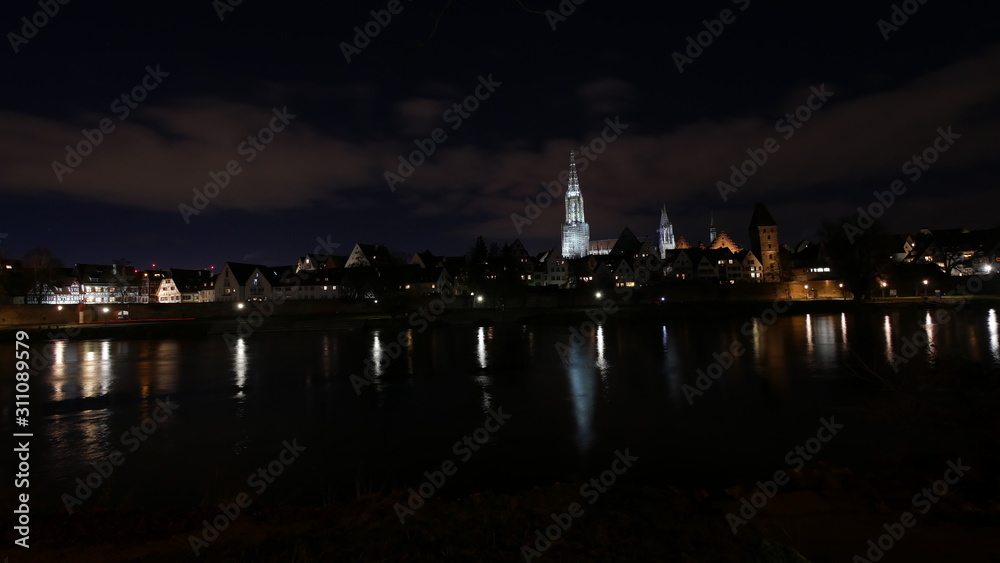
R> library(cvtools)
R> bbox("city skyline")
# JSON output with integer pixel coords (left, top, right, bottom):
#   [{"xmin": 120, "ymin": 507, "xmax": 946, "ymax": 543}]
[{"xmin": 2, "ymin": 1, "xmax": 999, "ymax": 268}]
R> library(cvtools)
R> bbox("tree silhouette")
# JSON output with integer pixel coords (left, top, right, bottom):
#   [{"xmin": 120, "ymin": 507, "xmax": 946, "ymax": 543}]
[
  {"xmin": 818, "ymin": 217, "xmax": 892, "ymax": 300},
  {"xmin": 22, "ymin": 247, "xmax": 62, "ymax": 304}
]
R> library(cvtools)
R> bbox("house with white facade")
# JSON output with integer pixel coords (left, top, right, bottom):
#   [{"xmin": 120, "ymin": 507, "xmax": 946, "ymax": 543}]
[{"xmin": 216, "ymin": 262, "xmax": 264, "ymax": 302}]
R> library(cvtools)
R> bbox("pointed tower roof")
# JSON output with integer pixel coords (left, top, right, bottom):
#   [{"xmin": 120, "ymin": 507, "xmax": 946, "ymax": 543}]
[
  {"xmin": 567, "ymin": 150, "xmax": 580, "ymax": 194},
  {"xmin": 660, "ymin": 204, "xmax": 669, "ymax": 226},
  {"xmin": 749, "ymin": 203, "xmax": 777, "ymax": 227}
]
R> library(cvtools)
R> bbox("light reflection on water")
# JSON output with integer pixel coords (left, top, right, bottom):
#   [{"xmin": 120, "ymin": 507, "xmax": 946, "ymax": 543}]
[
  {"xmin": 924, "ymin": 311, "xmax": 936, "ymax": 360},
  {"xmin": 805, "ymin": 313, "xmax": 813, "ymax": 356},
  {"xmin": 990, "ymin": 309, "xmax": 999, "ymax": 362},
  {"xmin": 477, "ymin": 326, "xmax": 488, "ymax": 370},
  {"xmin": 595, "ymin": 324, "xmax": 609, "ymax": 381},
  {"xmin": 234, "ymin": 337, "xmax": 247, "ymax": 399},
  {"xmin": 10, "ymin": 308, "xmax": 1000, "ymax": 509},
  {"xmin": 883, "ymin": 314, "xmax": 894, "ymax": 359},
  {"xmin": 564, "ymin": 342, "xmax": 597, "ymax": 454},
  {"xmin": 475, "ymin": 326, "xmax": 492, "ymax": 411}
]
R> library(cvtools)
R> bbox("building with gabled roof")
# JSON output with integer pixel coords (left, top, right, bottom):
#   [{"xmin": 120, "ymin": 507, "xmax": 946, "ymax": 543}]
[
  {"xmin": 216, "ymin": 262, "xmax": 266, "ymax": 302},
  {"xmin": 345, "ymin": 243, "xmax": 394, "ymax": 269},
  {"xmin": 169, "ymin": 269, "xmax": 216, "ymax": 302}
]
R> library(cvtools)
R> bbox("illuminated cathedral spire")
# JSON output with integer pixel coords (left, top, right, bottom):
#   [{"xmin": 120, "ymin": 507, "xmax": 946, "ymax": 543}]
[
  {"xmin": 561, "ymin": 150, "xmax": 590, "ymax": 258},
  {"xmin": 657, "ymin": 205, "xmax": 675, "ymax": 258}
]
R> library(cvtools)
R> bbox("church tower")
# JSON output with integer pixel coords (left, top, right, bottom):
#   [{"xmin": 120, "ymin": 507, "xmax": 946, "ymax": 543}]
[
  {"xmin": 709, "ymin": 211, "xmax": 717, "ymax": 244},
  {"xmin": 657, "ymin": 205, "xmax": 675, "ymax": 259},
  {"xmin": 749, "ymin": 203, "xmax": 780, "ymax": 281},
  {"xmin": 561, "ymin": 150, "xmax": 590, "ymax": 258}
]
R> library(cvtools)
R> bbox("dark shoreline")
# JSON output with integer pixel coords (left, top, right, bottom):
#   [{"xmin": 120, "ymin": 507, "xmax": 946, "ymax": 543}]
[{"xmin": 2, "ymin": 297, "xmax": 998, "ymax": 342}]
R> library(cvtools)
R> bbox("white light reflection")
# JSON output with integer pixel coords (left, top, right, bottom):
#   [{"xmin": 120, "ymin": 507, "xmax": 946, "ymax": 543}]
[
  {"xmin": 368, "ymin": 330, "xmax": 387, "ymax": 396},
  {"xmin": 564, "ymin": 345, "xmax": 596, "ymax": 455},
  {"xmin": 234, "ymin": 337, "xmax": 247, "ymax": 398},
  {"xmin": 808, "ymin": 315, "xmax": 837, "ymax": 368},
  {"xmin": 840, "ymin": 313, "xmax": 848, "ymax": 352},
  {"xmin": 477, "ymin": 326, "xmax": 488, "ymax": 369},
  {"xmin": 989, "ymin": 308, "xmax": 999, "ymax": 362},
  {"xmin": 100, "ymin": 341, "xmax": 112, "ymax": 396},
  {"xmin": 924, "ymin": 311, "xmax": 935, "ymax": 356},
  {"xmin": 475, "ymin": 327, "xmax": 493, "ymax": 409},
  {"xmin": 595, "ymin": 324, "xmax": 609, "ymax": 375},
  {"xmin": 371, "ymin": 330, "xmax": 384, "ymax": 377}
]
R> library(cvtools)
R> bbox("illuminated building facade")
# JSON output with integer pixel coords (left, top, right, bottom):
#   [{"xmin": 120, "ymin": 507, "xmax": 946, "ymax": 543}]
[{"xmin": 561, "ymin": 150, "xmax": 590, "ymax": 258}]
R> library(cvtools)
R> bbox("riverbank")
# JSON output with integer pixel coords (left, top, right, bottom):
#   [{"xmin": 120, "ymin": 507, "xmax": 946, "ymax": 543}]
[{"xmin": 2, "ymin": 296, "xmax": 999, "ymax": 342}]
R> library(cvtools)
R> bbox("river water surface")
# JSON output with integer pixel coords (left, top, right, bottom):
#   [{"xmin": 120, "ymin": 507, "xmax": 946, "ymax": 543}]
[{"xmin": 4, "ymin": 306, "xmax": 998, "ymax": 512}]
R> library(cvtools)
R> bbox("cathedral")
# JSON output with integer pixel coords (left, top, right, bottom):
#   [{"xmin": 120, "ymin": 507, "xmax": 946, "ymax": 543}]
[
  {"xmin": 560, "ymin": 150, "xmax": 590, "ymax": 258},
  {"xmin": 558, "ymin": 149, "xmax": 747, "ymax": 261},
  {"xmin": 656, "ymin": 205, "xmax": 675, "ymax": 255}
]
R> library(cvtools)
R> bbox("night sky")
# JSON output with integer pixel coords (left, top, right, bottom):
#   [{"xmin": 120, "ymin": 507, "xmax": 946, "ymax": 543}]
[{"xmin": 1, "ymin": 0, "xmax": 998, "ymax": 269}]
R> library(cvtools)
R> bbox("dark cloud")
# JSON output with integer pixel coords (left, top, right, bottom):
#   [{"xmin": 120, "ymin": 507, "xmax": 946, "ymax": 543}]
[{"xmin": 1, "ymin": 1, "xmax": 998, "ymax": 264}]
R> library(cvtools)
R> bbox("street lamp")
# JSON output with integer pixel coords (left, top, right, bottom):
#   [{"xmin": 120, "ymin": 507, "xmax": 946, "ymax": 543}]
[
  {"xmin": 880, "ymin": 281, "xmax": 887, "ymax": 299},
  {"xmin": 915, "ymin": 279, "xmax": 928, "ymax": 298},
  {"xmin": 804, "ymin": 284, "xmax": 809, "ymax": 298},
  {"xmin": 595, "ymin": 291, "xmax": 602, "ymax": 300}
]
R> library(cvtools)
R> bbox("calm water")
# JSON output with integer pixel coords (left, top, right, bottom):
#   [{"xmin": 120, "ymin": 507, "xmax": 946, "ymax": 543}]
[{"xmin": 3, "ymin": 307, "xmax": 999, "ymax": 512}]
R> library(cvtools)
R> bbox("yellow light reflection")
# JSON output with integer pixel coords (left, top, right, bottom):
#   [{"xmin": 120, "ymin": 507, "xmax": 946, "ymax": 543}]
[
  {"xmin": 805, "ymin": 314, "xmax": 814, "ymax": 356},
  {"xmin": 883, "ymin": 315, "xmax": 893, "ymax": 359},
  {"xmin": 155, "ymin": 340, "xmax": 179, "ymax": 396},
  {"xmin": 50, "ymin": 340, "xmax": 67, "ymax": 402},
  {"xmin": 321, "ymin": 334, "xmax": 332, "ymax": 379},
  {"xmin": 403, "ymin": 329, "xmax": 415, "ymax": 375}
]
